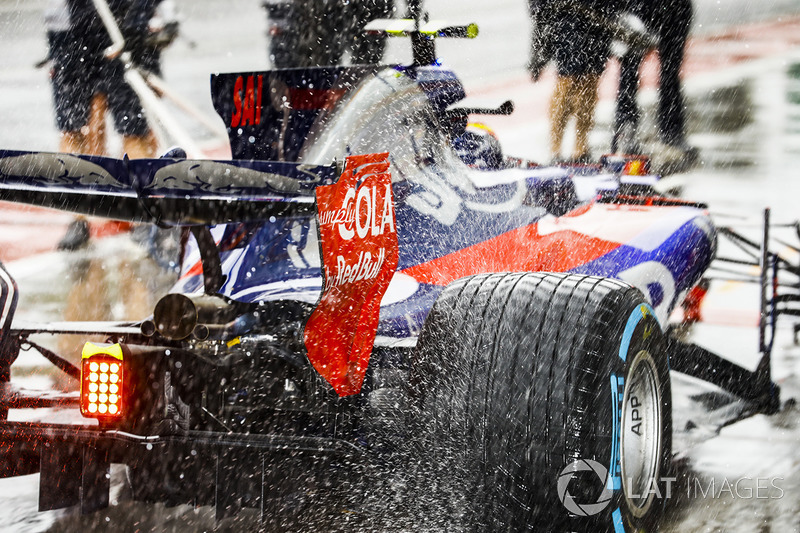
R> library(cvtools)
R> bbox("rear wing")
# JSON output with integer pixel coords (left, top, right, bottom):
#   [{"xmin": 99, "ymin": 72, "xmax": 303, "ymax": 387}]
[
  {"xmin": 210, "ymin": 20, "xmax": 480, "ymax": 161},
  {"xmin": 0, "ymin": 150, "xmax": 335, "ymax": 226},
  {"xmin": 210, "ymin": 68, "xmax": 377, "ymax": 161}
]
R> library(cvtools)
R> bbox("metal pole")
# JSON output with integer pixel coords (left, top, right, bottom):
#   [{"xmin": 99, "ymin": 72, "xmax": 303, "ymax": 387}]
[
  {"xmin": 91, "ymin": 0, "xmax": 209, "ymax": 159},
  {"xmin": 90, "ymin": 0, "xmax": 125, "ymax": 59}
]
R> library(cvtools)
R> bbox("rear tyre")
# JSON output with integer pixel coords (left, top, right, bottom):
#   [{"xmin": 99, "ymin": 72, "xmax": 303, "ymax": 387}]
[{"xmin": 407, "ymin": 272, "xmax": 671, "ymax": 532}]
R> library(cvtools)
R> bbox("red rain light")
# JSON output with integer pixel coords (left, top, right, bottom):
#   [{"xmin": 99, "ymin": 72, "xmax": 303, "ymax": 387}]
[{"xmin": 80, "ymin": 343, "xmax": 124, "ymax": 420}]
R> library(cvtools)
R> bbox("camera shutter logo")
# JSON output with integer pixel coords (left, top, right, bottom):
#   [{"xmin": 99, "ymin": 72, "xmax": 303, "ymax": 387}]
[{"xmin": 557, "ymin": 459, "xmax": 613, "ymax": 516}]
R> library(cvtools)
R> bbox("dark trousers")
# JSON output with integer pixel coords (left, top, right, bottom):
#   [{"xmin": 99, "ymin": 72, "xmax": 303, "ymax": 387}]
[{"xmin": 614, "ymin": 0, "xmax": 693, "ymax": 147}]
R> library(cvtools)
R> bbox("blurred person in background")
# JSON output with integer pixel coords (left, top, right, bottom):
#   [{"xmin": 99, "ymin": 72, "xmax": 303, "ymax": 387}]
[
  {"xmin": 263, "ymin": 0, "xmax": 400, "ymax": 68},
  {"xmin": 612, "ymin": 0, "xmax": 698, "ymax": 172},
  {"xmin": 44, "ymin": 0, "xmax": 173, "ymax": 249},
  {"xmin": 45, "ymin": 0, "xmax": 167, "ymax": 161},
  {"xmin": 44, "ymin": 0, "xmax": 177, "ymax": 362},
  {"xmin": 528, "ymin": 0, "xmax": 624, "ymax": 164}
]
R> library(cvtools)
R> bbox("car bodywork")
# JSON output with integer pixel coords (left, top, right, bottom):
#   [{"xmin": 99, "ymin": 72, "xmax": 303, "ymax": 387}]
[{"xmin": 0, "ymin": 18, "xmax": 784, "ymax": 529}]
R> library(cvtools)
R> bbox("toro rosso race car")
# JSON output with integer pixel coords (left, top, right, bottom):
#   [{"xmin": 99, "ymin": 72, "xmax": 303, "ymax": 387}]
[{"xmin": 0, "ymin": 18, "xmax": 788, "ymax": 532}]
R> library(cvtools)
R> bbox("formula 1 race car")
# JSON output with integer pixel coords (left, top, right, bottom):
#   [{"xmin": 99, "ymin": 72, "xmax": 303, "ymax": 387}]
[{"xmin": 0, "ymin": 18, "xmax": 789, "ymax": 533}]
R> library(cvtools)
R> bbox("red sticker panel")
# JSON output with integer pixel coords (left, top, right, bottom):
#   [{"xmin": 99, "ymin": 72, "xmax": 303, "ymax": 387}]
[{"xmin": 304, "ymin": 153, "xmax": 399, "ymax": 396}]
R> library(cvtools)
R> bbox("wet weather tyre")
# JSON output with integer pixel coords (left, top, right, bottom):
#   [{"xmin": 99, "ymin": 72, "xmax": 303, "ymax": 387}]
[{"xmin": 407, "ymin": 272, "xmax": 671, "ymax": 532}]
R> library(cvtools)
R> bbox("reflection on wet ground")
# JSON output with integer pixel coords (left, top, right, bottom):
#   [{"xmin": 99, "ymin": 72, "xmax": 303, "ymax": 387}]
[
  {"xmin": 637, "ymin": 69, "xmax": 757, "ymax": 171},
  {"xmin": 651, "ymin": 55, "xmax": 800, "ymax": 529},
  {"xmin": 660, "ymin": 397, "xmax": 800, "ymax": 531},
  {"xmin": 611, "ymin": 55, "xmax": 800, "ymax": 183}
]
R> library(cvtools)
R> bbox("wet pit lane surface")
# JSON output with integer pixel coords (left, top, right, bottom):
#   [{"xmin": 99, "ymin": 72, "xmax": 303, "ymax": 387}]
[
  {"xmin": 2, "ymin": 0, "xmax": 800, "ymax": 531},
  {"xmin": 648, "ymin": 49, "xmax": 800, "ymax": 533}
]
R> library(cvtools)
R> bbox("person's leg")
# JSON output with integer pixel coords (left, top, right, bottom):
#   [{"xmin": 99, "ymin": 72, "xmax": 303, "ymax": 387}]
[
  {"xmin": 550, "ymin": 14, "xmax": 609, "ymax": 161},
  {"xmin": 656, "ymin": 0, "xmax": 692, "ymax": 146},
  {"xmin": 122, "ymin": 131, "xmax": 158, "ymax": 159},
  {"xmin": 57, "ymin": 92, "xmax": 94, "ymax": 250},
  {"xmin": 265, "ymin": 1, "xmax": 301, "ymax": 68},
  {"xmin": 49, "ymin": 31, "xmax": 92, "ymax": 154},
  {"xmin": 657, "ymin": 41, "xmax": 687, "ymax": 146},
  {"xmin": 85, "ymin": 92, "xmax": 108, "ymax": 156},
  {"xmin": 549, "ymin": 75, "xmax": 574, "ymax": 160},
  {"xmin": 104, "ymin": 59, "xmax": 158, "ymax": 158},
  {"xmin": 573, "ymin": 73, "xmax": 600, "ymax": 160},
  {"xmin": 58, "ymin": 131, "xmax": 88, "ymax": 154},
  {"xmin": 302, "ymin": 0, "xmax": 345, "ymax": 66},
  {"xmin": 59, "ymin": 258, "xmax": 112, "ymax": 361},
  {"xmin": 613, "ymin": 50, "xmax": 644, "ymax": 153}
]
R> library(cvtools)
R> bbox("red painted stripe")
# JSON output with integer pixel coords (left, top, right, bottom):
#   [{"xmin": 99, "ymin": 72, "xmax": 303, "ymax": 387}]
[
  {"xmin": 89, "ymin": 220, "xmax": 134, "ymax": 239},
  {"xmin": 182, "ymin": 260, "xmax": 204, "ymax": 279},
  {"xmin": 401, "ymin": 222, "xmax": 620, "ymax": 286}
]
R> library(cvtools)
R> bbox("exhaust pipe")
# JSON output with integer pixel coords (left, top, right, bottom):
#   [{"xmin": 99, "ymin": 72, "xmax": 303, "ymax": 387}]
[{"xmin": 142, "ymin": 293, "xmax": 247, "ymax": 340}]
